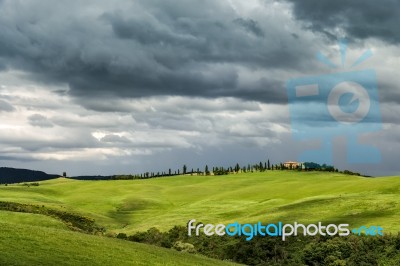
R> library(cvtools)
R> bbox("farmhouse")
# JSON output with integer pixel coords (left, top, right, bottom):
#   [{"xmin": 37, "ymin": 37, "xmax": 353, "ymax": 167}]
[{"xmin": 283, "ymin": 161, "xmax": 303, "ymax": 169}]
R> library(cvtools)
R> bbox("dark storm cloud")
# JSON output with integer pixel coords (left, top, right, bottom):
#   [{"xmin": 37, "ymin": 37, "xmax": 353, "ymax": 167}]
[
  {"xmin": 284, "ymin": 0, "xmax": 400, "ymax": 44},
  {"xmin": 233, "ymin": 18, "xmax": 265, "ymax": 37},
  {"xmin": 0, "ymin": 0, "xmax": 315, "ymax": 105},
  {"xmin": 378, "ymin": 82, "xmax": 400, "ymax": 105}
]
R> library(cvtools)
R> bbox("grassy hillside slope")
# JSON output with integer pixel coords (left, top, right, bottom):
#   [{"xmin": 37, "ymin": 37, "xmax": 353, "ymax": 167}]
[
  {"xmin": 0, "ymin": 210, "xmax": 69, "ymax": 230},
  {"xmin": 0, "ymin": 220, "xmax": 237, "ymax": 266},
  {"xmin": 1, "ymin": 171, "xmax": 399, "ymax": 234}
]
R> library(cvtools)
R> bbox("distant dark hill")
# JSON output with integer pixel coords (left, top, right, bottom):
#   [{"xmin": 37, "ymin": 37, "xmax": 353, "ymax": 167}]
[{"xmin": 0, "ymin": 167, "xmax": 59, "ymax": 184}]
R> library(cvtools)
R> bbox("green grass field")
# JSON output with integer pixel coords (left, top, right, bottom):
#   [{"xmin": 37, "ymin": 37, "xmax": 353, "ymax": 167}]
[
  {"xmin": 1, "ymin": 171, "xmax": 400, "ymax": 234},
  {"xmin": 0, "ymin": 220, "xmax": 237, "ymax": 266}
]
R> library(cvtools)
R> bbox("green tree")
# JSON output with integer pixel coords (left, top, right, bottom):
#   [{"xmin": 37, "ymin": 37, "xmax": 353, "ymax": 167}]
[
  {"xmin": 234, "ymin": 163, "xmax": 240, "ymax": 172},
  {"xmin": 183, "ymin": 165, "xmax": 187, "ymax": 175}
]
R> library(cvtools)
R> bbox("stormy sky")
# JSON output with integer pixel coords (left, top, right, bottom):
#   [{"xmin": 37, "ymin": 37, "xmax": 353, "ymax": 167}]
[{"xmin": 0, "ymin": 0, "xmax": 399, "ymax": 176}]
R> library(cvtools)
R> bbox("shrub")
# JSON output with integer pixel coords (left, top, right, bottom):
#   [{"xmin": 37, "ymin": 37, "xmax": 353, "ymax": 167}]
[
  {"xmin": 121, "ymin": 226, "xmax": 400, "ymax": 266},
  {"xmin": 172, "ymin": 241, "xmax": 196, "ymax": 253},
  {"xmin": 116, "ymin": 233, "xmax": 128, "ymax": 240}
]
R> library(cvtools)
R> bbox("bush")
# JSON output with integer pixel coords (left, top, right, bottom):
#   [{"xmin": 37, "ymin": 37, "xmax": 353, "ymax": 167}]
[
  {"xmin": 121, "ymin": 226, "xmax": 400, "ymax": 266},
  {"xmin": 172, "ymin": 241, "xmax": 196, "ymax": 253},
  {"xmin": 21, "ymin": 182, "xmax": 40, "ymax": 187},
  {"xmin": 116, "ymin": 233, "xmax": 128, "ymax": 240}
]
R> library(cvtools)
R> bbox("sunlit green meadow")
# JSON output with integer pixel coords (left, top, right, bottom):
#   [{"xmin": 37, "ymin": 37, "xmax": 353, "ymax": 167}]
[{"xmin": 1, "ymin": 171, "xmax": 399, "ymax": 234}]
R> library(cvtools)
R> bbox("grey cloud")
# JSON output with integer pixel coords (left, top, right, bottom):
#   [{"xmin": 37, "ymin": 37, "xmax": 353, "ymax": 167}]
[
  {"xmin": 284, "ymin": 0, "xmax": 400, "ymax": 44},
  {"xmin": 378, "ymin": 82, "xmax": 400, "ymax": 105},
  {"xmin": 233, "ymin": 18, "xmax": 265, "ymax": 37},
  {"xmin": 0, "ymin": 60, "xmax": 7, "ymax": 71},
  {"xmin": 128, "ymin": 97, "xmax": 282, "ymax": 141},
  {"xmin": 101, "ymin": 134, "xmax": 130, "ymax": 143},
  {"xmin": 142, "ymin": 97, "xmax": 262, "ymax": 113},
  {"xmin": 0, "ymin": 130, "xmax": 100, "ymax": 152},
  {"xmin": 0, "ymin": 0, "xmax": 398, "ymax": 177},
  {"xmin": 0, "ymin": 99, "xmax": 15, "ymax": 112},
  {"xmin": 380, "ymin": 104, "xmax": 400, "ymax": 125},
  {"xmin": 74, "ymin": 98, "xmax": 136, "ymax": 113},
  {"xmin": 0, "ymin": 0, "xmax": 315, "ymax": 106},
  {"xmin": 28, "ymin": 114, "xmax": 53, "ymax": 128},
  {"xmin": 51, "ymin": 115, "xmax": 128, "ymax": 129},
  {"xmin": 0, "ymin": 154, "xmax": 39, "ymax": 162}
]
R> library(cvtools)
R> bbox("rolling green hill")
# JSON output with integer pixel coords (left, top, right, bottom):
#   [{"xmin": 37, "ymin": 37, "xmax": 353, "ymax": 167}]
[
  {"xmin": 1, "ymin": 171, "xmax": 400, "ymax": 234},
  {"xmin": 0, "ymin": 220, "xmax": 237, "ymax": 266}
]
